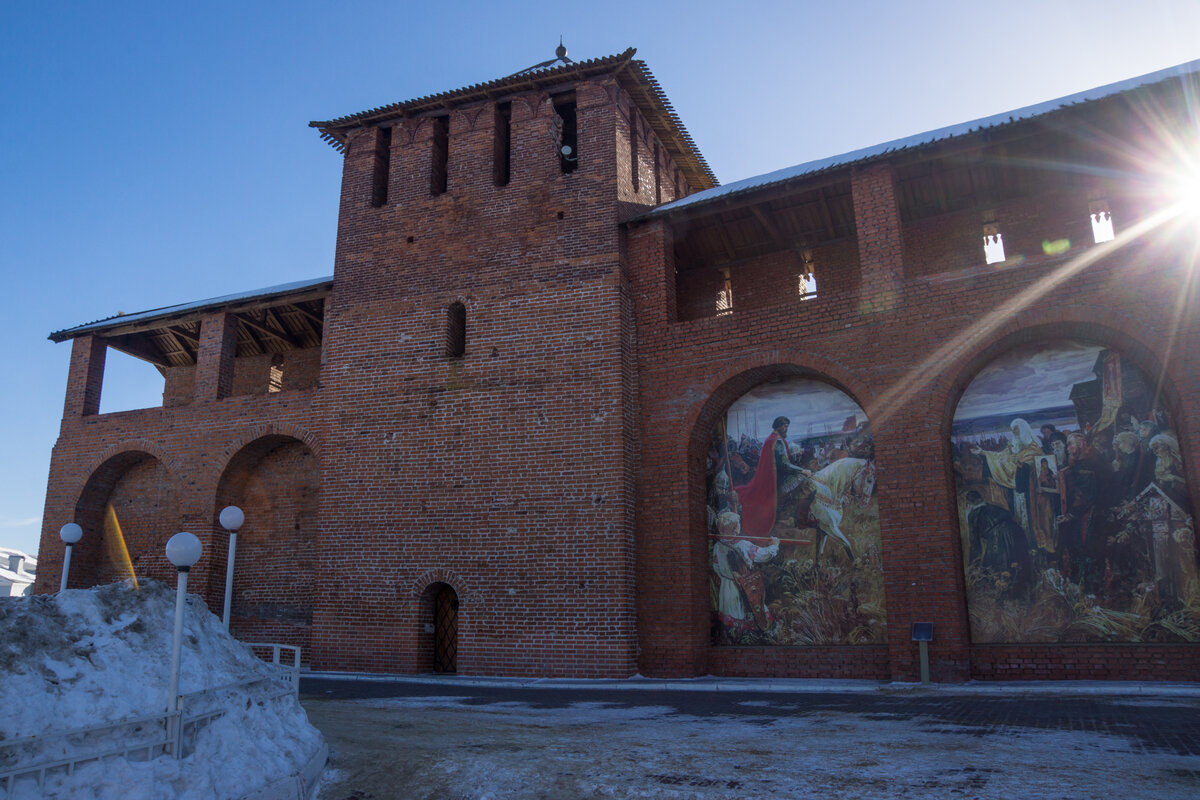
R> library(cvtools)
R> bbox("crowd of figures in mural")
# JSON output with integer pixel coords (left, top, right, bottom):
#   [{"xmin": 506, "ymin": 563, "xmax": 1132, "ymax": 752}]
[
  {"xmin": 952, "ymin": 340, "xmax": 1199, "ymax": 643},
  {"xmin": 706, "ymin": 378, "xmax": 886, "ymax": 646}
]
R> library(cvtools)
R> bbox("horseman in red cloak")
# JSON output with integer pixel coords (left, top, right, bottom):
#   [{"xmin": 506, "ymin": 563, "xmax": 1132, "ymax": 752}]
[{"xmin": 734, "ymin": 416, "xmax": 806, "ymax": 545}]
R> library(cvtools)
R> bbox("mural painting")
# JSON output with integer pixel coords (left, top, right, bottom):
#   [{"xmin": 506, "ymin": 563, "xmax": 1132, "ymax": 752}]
[
  {"xmin": 706, "ymin": 377, "xmax": 886, "ymax": 646},
  {"xmin": 952, "ymin": 340, "xmax": 1199, "ymax": 643}
]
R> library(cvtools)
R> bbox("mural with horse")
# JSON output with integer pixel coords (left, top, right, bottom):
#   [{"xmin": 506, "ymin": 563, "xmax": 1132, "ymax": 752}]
[{"xmin": 706, "ymin": 377, "xmax": 886, "ymax": 646}]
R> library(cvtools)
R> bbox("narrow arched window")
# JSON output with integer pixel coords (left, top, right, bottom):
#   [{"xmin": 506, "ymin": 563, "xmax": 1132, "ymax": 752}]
[
  {"xmin": 370, "ymin": 126, "xmax": 391, "ymax": 207},
  {"xmin": 445, "ymin": 302, "xmax": 466, "ymax": 358},
  {"xmin": 431, "ymin": 116, "xmax": 449, "ymax": 195}
]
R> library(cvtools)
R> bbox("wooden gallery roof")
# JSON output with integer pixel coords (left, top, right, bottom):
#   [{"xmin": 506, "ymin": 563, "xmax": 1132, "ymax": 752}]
[{"xmin": 48, "ymin": 277, "xmax": 333, "ymax": 369}]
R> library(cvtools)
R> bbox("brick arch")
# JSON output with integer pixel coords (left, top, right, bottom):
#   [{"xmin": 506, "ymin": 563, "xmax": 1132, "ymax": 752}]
[
  {"xmin": 210, "ymin": 430, "xmax": 319, "ymax": 661},
  {"xmin": 70, "ymin": 446, "xmax": 179, "ymax": 590},
  {"xmin": 681, "ymin": 352, "xmax": 878, "ymax": 479},
  {"xmin": 679, "ymin": 358, "xmax": 879, "ymax": 613},
  {"xmin": 453, "ymin": 104, "xmax": 487, "ymax": 132},
  {"xmin": 69, "ymin": 438, "xmax": 177, "ymax": 504},
  {"xmin": 217, "ymin": 423, "xmax": 322, "ymax": 471},
  {"xmin": 409, "ymin": 568, "xmax": 475, "ymax": 603},
  {"xmin": 933, "ymin": 316, "xmax": 1182, "ymax": 443}
]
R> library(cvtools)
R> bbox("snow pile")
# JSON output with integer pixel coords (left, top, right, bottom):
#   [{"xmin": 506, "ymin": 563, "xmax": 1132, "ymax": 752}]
[{"xmin": 0, "ymin": 581, "xmax": 324, "ymax": 799}]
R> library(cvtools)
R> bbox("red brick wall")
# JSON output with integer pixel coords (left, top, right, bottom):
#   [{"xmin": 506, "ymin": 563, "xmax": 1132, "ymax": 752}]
[
  {"xmin": 903, "ymin": 190, "xmax": 1098, "ymax": 278},
  {"xmin": 674, "ymin": 239, "xmax": 862, "ymax": 323},
  {"xmin": 40, "ymin": 67, "xmax": 1199, "ymax": 685},
  {"xmin": 211, "ymin": 436, "xmax": 318, "ymax": 661},
  {"xmin": 163, "ymin": 367, "xmax": 194, "ymax": 408},
  {"xmin": 626, "ymin": 192, "xmax": 1200, "ymax": 682},
  {"xmin": 306, "ymin": 76, "xmax": 654, "ymax": 677},
  {"xmin": 228, "ymin": 347, "xmax": 322, "ymax": 397},
  {"xmin": 67, "ymin": 452, "xmax": 179, "ymax": 589}
]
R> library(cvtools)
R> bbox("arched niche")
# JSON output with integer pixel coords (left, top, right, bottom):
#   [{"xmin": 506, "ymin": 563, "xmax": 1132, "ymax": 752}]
[
  {"xmin": 705, "ymin": 376, "xmax": 885, "ymax": 647},
  {"xmin": 73, "ymin": 450, "xmax": 177, "ymax": 589},
  {"xmin": 950, "ymin": 338, "xmax": 1198, "ymax": 643},
  {"xmin": 212, "ymin": 435, "xmax": 319, "ymax": 660}
]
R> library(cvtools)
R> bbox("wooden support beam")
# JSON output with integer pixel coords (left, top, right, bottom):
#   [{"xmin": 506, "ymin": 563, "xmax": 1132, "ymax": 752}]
[
  {"xmin": 236, "ymin": 314, "xmax": 295, "ymax": 349},
  {"xmin": 749, "ymin": 205, "xmax": 786, "ymax": 250},
  {"xmin": 931, "ymin": 166, "xmax": 952, "ymax": 215},
  {"xmin": 289, "ymin": 303, "xmax": 325, "ymax": 330},
  {"xmin": 264, "ymin": 307, "xmax": 303, "ymax": 347},
  {"xmin": 159, "ymin": 329, "xmax": 194, "ymax": 364},
  {"xmin": 713, "ymin": 223, "xmax": 739, "ymax": 263},
  {"xmin": 238, "ymin": 320, "xmax": 269, "ymax": 355},
  {"xmin": 104, "ymin": 335, "xmax": 172, "ymax": 368},
  {"xmin": 817, "ymin": 186, "xmax": 837, "ymax": 241},
  {"xmin": 284, "ymin": 309, "xmax": 318, "ymax": 341},
  {"xmin": 167, "ymin": 325, "xmax": 200, "ymax": 346}
]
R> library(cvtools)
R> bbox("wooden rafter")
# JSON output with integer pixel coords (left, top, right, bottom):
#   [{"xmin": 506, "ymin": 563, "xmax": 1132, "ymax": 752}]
[
  {"xmin": 283, "ymin": 309, "xmax": 318, "ymax": 341},
  {"xmin": 264, "ymin": 307, "xmax": 301, "ymax": 347},
  {"xmin": 167, "ymin": 325, "xmax": 200, "ymax": 346},
  {"xmin": 816, "ymin": 187, "xmax": 837, "ymax": 241},
  {"xmin": 713, "ymin": 223, "xmax": 739, "ymax": 263},
  {"xmin": 236, "ymin": 314, "xmax": 293, "ymax": 349},
  {"xmin": 238, "ymin": 320, "xmax": 269, "ymax": 355},
  {"xmin": 289, "ymin": 302, "xmax": 325, "ymax": 329},
  {"xmin": 104, "ymin": 335, "xmax": 172, "ymax": 368},
  {"xmin": 159, "ymin": 329, "xmax": 194, "ymax": 365},
  {"xmin": 749, "ymin": 205, "xmax": 786, "ymax": 251}
]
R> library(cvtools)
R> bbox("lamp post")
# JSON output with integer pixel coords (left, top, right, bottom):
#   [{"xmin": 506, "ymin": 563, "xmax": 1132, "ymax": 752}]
[
  {"xmin": 165, "ymin": 532, "xmax": 202, "ymax": 718},
  {"xmin": 59, "ymin": 523, "xmax": 82, "ymax": 592},
  {"xmin": 218, "ymin": 506, "xmax": 244, "ymax": 631}
]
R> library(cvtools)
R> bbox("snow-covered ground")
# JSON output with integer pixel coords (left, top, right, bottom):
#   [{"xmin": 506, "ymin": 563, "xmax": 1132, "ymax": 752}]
[
  {"xmin": 0, "ymin": 581, "xmax": 324, "ymax": 799},
  {"xmin": 308, "ymin": 693, "xmax": 1200, "ymax": 799}
]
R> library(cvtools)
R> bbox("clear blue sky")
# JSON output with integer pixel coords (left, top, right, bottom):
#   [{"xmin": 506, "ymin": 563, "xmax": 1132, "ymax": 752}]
[{"xmin": 3, "ymin": 0, "xmax": 1199, "ymax": 558}]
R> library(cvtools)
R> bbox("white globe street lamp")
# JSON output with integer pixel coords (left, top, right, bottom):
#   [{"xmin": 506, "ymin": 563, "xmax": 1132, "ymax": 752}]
[
  {"xmin": 218, "ymin": 506, "xmax": 244, "ymax": 631},
  {"xmin": 165, "ymin": 531, "xmax": 202, "ymax": 738},
  {"xmin": 58, "ymin": 523, "xmax": 82, "ymax": 592}
]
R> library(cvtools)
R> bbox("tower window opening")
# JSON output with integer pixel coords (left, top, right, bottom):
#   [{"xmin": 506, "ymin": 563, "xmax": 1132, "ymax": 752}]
[
  {"xmin": 630, "ymin": 124, "xmax": 640, "ymax": 193},
  {"xmin": 552, "ymin": 92, "xmax": 577, "ymax": 174},
  {"xmin": 493, "ymin": 102, "xmax": 511, "ymax": 187},
  {"xmin": 446, "ymin": 302, "xmax": 466, "ymax": 358},
  {"xmin": 371, "ymin": 126, "xmax": 391, "ymax": 207},
  {"xmin": 983, "ymin": 224, "xmax": 1006, "ymax": 264},
  {"xmin": 653, "ymin": 141, "xmax": 661, "ymax": 204},
  {"xmin": 431, "ymin": 115, "xmax": 449, "ymax": 195},
  {"xmin": 1090, "ymin": 200, "xmax": 1115, "ymax": 243},
  {"xmin": 715, "ymin": 269, "xmax": 733, "ymax": 316}
]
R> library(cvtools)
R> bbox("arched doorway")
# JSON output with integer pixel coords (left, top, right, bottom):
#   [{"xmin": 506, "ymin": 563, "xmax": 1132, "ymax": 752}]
[{"xmin": 433, "ymin": 584, "xmax": 459, "ymax": 673}]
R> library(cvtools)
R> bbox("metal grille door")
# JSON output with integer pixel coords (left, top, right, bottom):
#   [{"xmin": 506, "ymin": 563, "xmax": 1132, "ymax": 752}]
[{"xmin": 433, "ymin": 586, "xmax": 458, "ymax": 673}]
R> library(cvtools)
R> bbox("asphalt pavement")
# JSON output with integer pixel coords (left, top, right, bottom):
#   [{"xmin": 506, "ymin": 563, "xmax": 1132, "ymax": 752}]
[{"xmin": 300, "ymin": 675, "xmax": 1200, "ymax": 799}]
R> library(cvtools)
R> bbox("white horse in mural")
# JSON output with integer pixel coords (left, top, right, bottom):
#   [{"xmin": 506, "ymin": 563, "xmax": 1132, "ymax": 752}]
[{"xmin": 807, "ymin": 457, "xmax": 876, "ymax": 560}]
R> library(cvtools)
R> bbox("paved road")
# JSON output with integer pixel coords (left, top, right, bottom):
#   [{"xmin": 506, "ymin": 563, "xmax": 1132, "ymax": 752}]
[{"xmin": 300, "ymin": 677, "xmax": 1200, "ymax": 799}]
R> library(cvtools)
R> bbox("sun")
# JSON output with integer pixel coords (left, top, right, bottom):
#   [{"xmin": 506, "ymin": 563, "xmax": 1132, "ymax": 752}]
[{"xmin": 1164, "ymin": 148, "xmax": 1200, "ymax": 219}]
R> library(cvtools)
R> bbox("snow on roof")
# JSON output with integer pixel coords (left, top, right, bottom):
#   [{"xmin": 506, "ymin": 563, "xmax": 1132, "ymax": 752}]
[
  {"xmin": 642, "ymin": 57, "xmax": 1200, "ymax": 220},
  {"xmin": 49, "ymin": 275, "xmax": 333, "ymax": 342}
]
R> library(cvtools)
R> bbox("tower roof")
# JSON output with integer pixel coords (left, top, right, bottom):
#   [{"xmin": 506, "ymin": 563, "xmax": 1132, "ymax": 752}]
[{"xmin": 309, "ymin": 47, "xmax": 717, "ymax": 191}]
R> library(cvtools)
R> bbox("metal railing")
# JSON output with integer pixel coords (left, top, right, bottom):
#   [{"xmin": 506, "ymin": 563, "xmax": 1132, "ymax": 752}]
[
  {"xmin": 245, "ymin": 642, "xmax": 302, "ymax": 696},
  {"xmin": 0, "ymin": 643, "xmax": 301, "ymax": 797}
]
